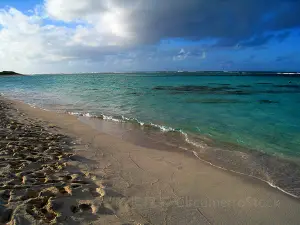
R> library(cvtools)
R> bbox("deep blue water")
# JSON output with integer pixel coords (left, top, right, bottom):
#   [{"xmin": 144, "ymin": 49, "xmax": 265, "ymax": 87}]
[{"xmin": 1, "ymin": 73, "xmax": 300, "ymax": 197}]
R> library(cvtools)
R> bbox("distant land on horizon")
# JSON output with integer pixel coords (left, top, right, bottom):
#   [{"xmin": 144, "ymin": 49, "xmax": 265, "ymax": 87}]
[{"xmin": 0, "ymin": 71, "xmax": 22, "ymax": 76}]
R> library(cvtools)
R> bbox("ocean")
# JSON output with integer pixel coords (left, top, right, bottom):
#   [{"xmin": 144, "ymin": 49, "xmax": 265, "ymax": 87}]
[{"xmin": 1, "ymin": 72, "xmax": 300, "ymax": 197}]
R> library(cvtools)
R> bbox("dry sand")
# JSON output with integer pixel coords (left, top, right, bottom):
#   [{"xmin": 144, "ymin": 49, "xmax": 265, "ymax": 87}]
[{"xmin": 1, "ymin": 96, "xmax": 300, "ymax": 225}]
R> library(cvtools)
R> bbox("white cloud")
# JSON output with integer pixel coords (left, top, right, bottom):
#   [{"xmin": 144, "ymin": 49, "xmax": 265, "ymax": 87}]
[
  {"xmin": 0, "ymin": 7, "xmax": 75, "ymax": 72},
  {"xmin": 45, "ymin": 0, "xmax": 137, "ymax": 44},
  {"xmin": 0, "ymin": 0, "xmax": 144, "ymax": 73},
  {"xmin": 173, "ymin": 48, "xmax": 190, "ymax": 61},
  {"xmin": 45, "ymin": 0, "xmax": 105, "ymax": 22},
  {"xmin": 0, "ymin": 6, "xmax": 135, "ymax": 73}
]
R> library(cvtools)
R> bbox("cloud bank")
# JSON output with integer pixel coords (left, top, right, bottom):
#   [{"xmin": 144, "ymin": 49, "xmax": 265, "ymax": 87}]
[{"xmin": 0, "ymin": 0, "xmax": 299, "ymax": 73}]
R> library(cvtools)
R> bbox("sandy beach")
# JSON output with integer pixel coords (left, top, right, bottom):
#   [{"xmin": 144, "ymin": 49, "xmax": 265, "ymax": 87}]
[{"xmin": 1, "ymin": 96, "xmax": 300, "ymax": 225}]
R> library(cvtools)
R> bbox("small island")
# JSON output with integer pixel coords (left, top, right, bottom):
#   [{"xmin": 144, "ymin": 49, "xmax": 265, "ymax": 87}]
[{"xmin": 0, "ymin": 71, "xmax": 23, "ymax": 76}]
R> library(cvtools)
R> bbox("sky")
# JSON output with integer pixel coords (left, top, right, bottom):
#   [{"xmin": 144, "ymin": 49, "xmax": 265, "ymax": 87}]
[{"xmin": 0, "ymin": 0, "xmax": 299, "ymax": 74}]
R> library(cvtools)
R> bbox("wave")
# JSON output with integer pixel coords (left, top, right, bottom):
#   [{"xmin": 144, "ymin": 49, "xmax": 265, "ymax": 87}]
[
  {"xmin": 191, "ymin": 151, "xmax": 299, "ymax": 199},
  {"xmin": 67, "ymin": 110, "xmax": 300, "ymax": 199},
  {"xmin": 67, "ymin": 111, "xmax": 208, "ymax": 149}
]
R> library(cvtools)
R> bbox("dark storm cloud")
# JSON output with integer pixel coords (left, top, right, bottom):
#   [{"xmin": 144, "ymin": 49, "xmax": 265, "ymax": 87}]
[{"xmin": 125, "ymin": 0, "xmax": 300, "ymax": 46}]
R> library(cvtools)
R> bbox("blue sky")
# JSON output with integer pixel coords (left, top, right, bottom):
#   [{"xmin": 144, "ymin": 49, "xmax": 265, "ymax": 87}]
[
  {"xmin": 0, "ymin": 0, "xmax": 40, "ymax": 11},
  {"xmin": 0, "ymin": 0, "xmax": 299, "ymax": 73}
]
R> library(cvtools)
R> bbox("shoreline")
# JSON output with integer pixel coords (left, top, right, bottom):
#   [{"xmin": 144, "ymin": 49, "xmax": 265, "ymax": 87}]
[
  {"xmin": 1, "ymin": 96, "xmax": 300, "ymax": 224},
  {"xmin": 75, "ymin": 111, "xmax": 300, "ymax": 199}
]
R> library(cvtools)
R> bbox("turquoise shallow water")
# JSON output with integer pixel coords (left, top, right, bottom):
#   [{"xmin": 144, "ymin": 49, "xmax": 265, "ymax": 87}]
[{"xmin": 1, "ymin": 72, "xmax": 300, "ymax": 197}]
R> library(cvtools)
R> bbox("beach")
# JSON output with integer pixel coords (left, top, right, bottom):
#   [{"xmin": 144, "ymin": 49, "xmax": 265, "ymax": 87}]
[
  {"xmin": 1, "ymin": 96, "xmax": 300, "ymax": 224},
  {"xmin": 1, "ymin": 0, "xmax": 300, "ymax": 223}
]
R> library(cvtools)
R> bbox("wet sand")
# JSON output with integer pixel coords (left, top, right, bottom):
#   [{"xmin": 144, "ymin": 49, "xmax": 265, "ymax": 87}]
[{"xmin": 1, "ymin": 96, "xmax": 300, "ymax": 224}]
